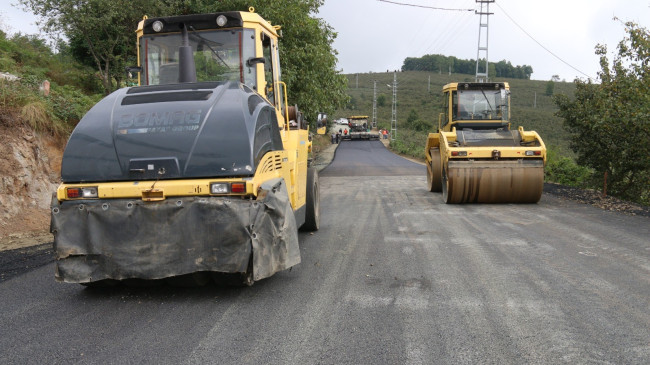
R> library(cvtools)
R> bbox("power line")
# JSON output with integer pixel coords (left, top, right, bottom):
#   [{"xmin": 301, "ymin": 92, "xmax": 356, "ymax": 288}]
[
  {"xmin": 495, "ymin": 2, "xmax": 594, "ymax": 80},
  {"xmin": 377, "ymin": 0, "xmax": 474, "ymax": 12}
]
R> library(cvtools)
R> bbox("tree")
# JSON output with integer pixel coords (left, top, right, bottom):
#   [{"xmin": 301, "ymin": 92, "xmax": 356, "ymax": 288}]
[
  {"xmin": 377, "ymin": 94, "xmax": 386, "ymax": 107},
  {"xmin": 20, "ymin": 0, "xmax": 169, "ymax": 95},
  {"xmin": 554, "ymin": 22, "xmax": 650, "ymax": 204},
  {"xmin": 545, "ymin": 80, "xmax": 555, "ymax": 96},
  {"xmin": 405, "ymin": 109, "xmax": 429, "ymax": 132}
]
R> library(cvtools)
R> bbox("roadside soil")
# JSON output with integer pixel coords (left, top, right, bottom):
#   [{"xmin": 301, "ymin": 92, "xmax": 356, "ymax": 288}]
[{"xmin": 0, "ymin": 113, "xmax": 64, "ymax": 251}]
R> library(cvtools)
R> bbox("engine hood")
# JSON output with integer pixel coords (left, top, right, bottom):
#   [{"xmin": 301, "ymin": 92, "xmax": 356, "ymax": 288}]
[{"xmin": 61, "ymin": 81, "xmax": 282, "ymax": 183}]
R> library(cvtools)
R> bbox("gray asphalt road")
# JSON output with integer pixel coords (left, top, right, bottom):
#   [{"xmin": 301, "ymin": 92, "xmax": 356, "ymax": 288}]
[
  {"xmin": 1, "ymin": 141, "xmax": 649, "ymax": 364},
  {"xmin": 321, "ymin": 140, "xmax": 425, "ymax": 177}
]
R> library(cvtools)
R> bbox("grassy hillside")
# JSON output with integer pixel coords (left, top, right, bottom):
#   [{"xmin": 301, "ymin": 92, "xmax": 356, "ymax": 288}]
[
  {"xmin": 334, "ymin": 71, "xmax": 575, "ymax": 157},
  {"xmin": 0, "ymin": 31, "xmax": 102, "ymax": 138}
]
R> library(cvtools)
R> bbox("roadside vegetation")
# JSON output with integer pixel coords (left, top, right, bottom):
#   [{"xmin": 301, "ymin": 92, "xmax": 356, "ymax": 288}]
[
  {"xmin": 0, "ymin": 30, "xmax": 102, "ymax": 139},
  {"xmin": 554, "ymin": 22, "xmax": 650, "ymax": 205}
]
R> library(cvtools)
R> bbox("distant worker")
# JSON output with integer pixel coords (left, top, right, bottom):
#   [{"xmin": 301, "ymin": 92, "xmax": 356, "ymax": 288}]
[{"xmin": 382, "ymin": 129, "xmax": 388, "ymax": 139}]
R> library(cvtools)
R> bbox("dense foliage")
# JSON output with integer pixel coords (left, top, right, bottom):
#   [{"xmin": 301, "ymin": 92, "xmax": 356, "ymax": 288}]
[
  {"xmin": 19, "ymin": 0, "xmax": 167, "ymax": 95},
  {"xmin": 402, "ymin": 54, "xmax": 533, "ymax": 80},
  {"xmin": 554, "ymin": 22, "xmax": 650, "ymax": 204}
]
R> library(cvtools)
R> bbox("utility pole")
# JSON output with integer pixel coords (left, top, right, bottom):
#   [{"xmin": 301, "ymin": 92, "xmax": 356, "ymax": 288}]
[
  {"xmin": 428, "ymin": 75, "xmax": 431, "ymax": 93},
  {"xmin": 356, "ymin": 73, "xmax": 358, "ymax": 88},
  {"xmin": 475, "ymin": 0, "xmax": 494, "ymax": 82},
  {"xmin": 372, "ymin": 80, "xmax": 377, "ymax": 128},
  {"xmin": 390, "ymin": 72, "xmax": 397, "ymax": 141}
]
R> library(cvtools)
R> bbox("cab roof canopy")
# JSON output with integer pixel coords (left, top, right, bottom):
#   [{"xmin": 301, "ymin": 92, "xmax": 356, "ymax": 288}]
[{"xmin": 138, "ymin": 10, "xmax": 279, "ymax": 37}]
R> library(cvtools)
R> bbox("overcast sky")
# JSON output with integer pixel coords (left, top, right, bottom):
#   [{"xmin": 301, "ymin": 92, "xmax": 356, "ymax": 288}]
[
  {"xmin": 1, "ymin": 0, "xmax": 648, "ymax": 81},
  {"xmin": 317, "ymin": 0, "xmax": 649, "ymax": 81}
]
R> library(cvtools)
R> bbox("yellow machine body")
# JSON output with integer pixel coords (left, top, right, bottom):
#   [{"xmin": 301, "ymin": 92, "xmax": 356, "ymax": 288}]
[{"xmin": 425, "ymin": 82, "xmax": 546, "ymax": 203}]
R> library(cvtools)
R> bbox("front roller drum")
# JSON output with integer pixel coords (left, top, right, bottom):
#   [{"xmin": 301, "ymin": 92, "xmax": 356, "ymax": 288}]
[{"xmin": 442, "ymin": 159, "xmax": 544, "ymax": 204}]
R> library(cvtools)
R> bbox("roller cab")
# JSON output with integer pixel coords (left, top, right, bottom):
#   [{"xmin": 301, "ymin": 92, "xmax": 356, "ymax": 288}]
[
  {"xmin": 425, "ymin": 82, "xmax": 546, "ymax": 203},
  {"xmin": 51, "ymin": 9, "xmax": 320, "ymax": 286}
]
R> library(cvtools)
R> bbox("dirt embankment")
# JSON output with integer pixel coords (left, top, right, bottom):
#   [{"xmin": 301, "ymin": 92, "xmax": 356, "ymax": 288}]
[{"xmin": 0, "ymin": 117, "xmax": 64, "ymax": 250}]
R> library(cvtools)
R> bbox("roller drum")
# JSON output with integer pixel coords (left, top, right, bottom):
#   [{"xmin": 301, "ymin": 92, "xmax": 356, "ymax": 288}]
[{"xmin": 442, "ymin": 159, "xmax": 544, "ymax": 204}]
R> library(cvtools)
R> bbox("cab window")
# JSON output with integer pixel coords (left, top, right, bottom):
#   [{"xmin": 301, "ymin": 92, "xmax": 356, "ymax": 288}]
[
  {"xmin": 139, "ymin": 28, "xmax": 256, "ymax": 87},
  {"xmin": 262, "ymin": 34, "xmax": 275, "ymax": 106}
]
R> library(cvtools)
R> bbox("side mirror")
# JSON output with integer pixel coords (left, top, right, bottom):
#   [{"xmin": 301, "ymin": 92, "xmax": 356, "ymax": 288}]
[
  {"xmin": 125, "ymin": 66, "xmax": 143, "ymax": 74},
  {"xmin": 125, "ymin": 66, "xmax": 142, "ymax": 87},
  {"xmin": 246, "ymin": 57, "xmax": 266, "ymax": 67}
]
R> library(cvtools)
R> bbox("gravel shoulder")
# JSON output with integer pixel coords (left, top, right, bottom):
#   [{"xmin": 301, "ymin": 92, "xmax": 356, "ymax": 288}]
[{"xmin": 543, "ymin": 182, "xmax": 650, "ymax": 217}]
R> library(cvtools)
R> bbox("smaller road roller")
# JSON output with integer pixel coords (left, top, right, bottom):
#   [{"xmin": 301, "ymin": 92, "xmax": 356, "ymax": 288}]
[
  {"xmin": 51, "ymin": 8, "xmax": 319, "ymax": 286},
  {"xmin": 425, "ymin": 82, "xmax": 546, "ymax": 203}
]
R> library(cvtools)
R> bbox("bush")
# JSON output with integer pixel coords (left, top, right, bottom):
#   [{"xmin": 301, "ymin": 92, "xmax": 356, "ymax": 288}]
[
  {"xmin": 47, "ymin": 84, "xmax": 101, "ymax": 127},
  {"xmin": 21, "ymin": 100, "xmax": 67, "ymax": 137},
  {"xmin": 388, "ymin": 128, "xmax": 427, "ymax": 159},
  {"xmin": 544, "ymin": 146, "xmax": 593, "ymax": 186}
]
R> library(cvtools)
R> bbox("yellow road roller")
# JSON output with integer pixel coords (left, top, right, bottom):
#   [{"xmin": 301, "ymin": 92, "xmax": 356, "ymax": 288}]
[
  {"xmin": 425, "ymin": 82, "xmax": 546, "ymax": 203},
  {"xmin": 51, "ymin": 8, "xmax": 319, "ymax": 286}
]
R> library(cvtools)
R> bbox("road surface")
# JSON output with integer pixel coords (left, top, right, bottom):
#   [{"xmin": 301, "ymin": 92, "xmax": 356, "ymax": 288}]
[{"xmin": 1, "ymin": 140, "xmax": 648, "ymax": 364}]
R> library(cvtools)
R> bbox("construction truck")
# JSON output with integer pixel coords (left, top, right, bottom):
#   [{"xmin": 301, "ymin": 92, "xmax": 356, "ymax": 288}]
[
  {"xmin": 425, "ymin": 82, "xmax": 546, "ymax": 203},
  {"xmin": 342, "ymin": 115, "xmax": 380, "ymax": 140},
  {"xmin": 50, "ymin": 8, "xmax": 320, "ymax": 286}
]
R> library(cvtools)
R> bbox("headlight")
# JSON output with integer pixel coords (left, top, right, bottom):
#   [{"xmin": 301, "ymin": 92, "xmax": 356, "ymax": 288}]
[
  {"xmin": 152, "ymin": 20, "xmax": 164, "ymax": 32},
  {"xmin": 216, "ymin": 15, "xmax": 227, "ymax": 27}
]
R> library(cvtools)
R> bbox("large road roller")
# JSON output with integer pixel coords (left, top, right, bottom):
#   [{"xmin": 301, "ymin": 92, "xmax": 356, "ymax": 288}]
[
  {"xmin": 50, "ymin": 8, "xmax": 319, "ymax": 286},
  {"xmin": 425, "ymin": 82, "xmax": 546, "ymax": 203}
]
